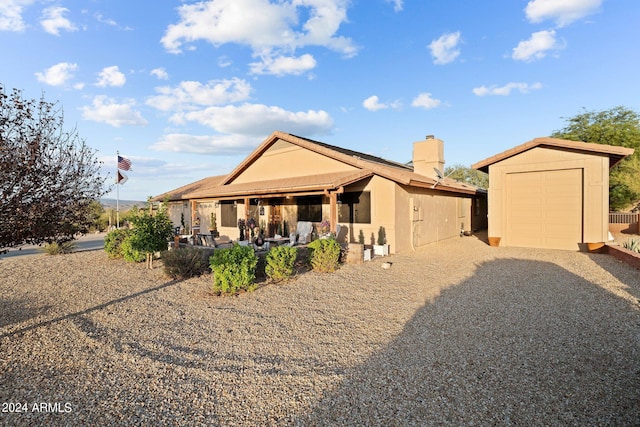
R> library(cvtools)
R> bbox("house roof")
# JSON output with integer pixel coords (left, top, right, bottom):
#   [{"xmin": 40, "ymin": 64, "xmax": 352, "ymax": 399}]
[
  {"xmin": 153, "ymin": 131, "xmax": 484, "ymax": 201},
  {"xmin": 151, "ymin": 175, "xmax": 226, "ymax": 202},
  {"xmin": 472, "ymin": 137, "xmax": 635, "ymax": 173}
]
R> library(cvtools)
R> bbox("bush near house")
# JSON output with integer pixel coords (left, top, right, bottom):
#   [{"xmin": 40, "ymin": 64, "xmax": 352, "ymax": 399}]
[
  {"xmin": 307, "ymin": 237, "xmax": 341, "ymax": 273},
  {"xmin": 162, "ymin": 247, "xmax": 212, "ymax": 279},
  {"xmin": 104, "ymin": 228, "xmax": 130, "ymax": 259},
  {"xmin": 265, "ymin": 246, "xmax": 297, "ymax": 282},
  {"xmin": 120, "ymin": 237, "xmax": 146, "ymax": 263},
  {"xmin": 210, "ymin": 244, "xmax": 258, "ymax": 295}
]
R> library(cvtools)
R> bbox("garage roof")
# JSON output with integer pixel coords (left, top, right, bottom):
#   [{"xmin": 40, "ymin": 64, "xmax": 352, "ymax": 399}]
[{"xmin": 472, "ymin": 137, "xmax": 634, "ymax": 173}]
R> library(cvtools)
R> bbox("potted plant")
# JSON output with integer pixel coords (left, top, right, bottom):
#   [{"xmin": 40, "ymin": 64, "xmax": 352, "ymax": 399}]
[
  {"xmin": 373, "ymin": 226, "xmax": 389, "ymax": 256},
  {"xmin": 237, "ymin": 218, "xmax": 247, "ymax": 243},
  {"xmin": 209, "ymin": 212, "xmax": 219, "ymax": 237},
  {"xmin": 358, "ymin": 229, "xmax": 372, "ymax": 261}
]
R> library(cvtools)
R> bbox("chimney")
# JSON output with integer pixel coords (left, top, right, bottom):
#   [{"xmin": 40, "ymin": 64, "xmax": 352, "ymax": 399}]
[{"xmin": 412, "ymin": 135, "xmax": 445, "ymax": 180}]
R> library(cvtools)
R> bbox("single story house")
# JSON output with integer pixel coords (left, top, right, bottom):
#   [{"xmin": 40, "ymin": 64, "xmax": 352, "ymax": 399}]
[
  {"xmin": 152, "ymin": 131, "xmax": 487, "ymax": 254},
  {"xmin": 472, "ymin": 137, "xmax": 634, "ymax": 251}
]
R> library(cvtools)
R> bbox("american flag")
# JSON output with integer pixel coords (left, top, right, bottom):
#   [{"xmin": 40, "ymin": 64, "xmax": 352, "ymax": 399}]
[{"xmin": 118, "ymin": 155, "xmax": 132, "ymax": 171}]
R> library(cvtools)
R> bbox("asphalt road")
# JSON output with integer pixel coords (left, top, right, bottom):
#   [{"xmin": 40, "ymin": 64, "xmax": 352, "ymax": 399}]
[{"xmin": 0, "ymin": 232, "xmax": 106, "ymax": 258}]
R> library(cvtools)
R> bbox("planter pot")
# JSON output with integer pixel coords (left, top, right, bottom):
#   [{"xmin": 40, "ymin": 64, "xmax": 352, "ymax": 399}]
[
  {"xmin": 587, "ymin": 242, "xmax": 605, "ymax": 253},
  {"xmin": 373, "ymin": 244, "xmax": 389, "ymax": 256},
  {"xmin": 363, "ymin": 248, "xmax": 372, "ymax": 261},
  {"xmin": 488, "ymin": 237, "xmax": 501, "ymax": 247},
  {"xmin": 346, "ymin": 243, "xmax": 364, "ymax": 264}
]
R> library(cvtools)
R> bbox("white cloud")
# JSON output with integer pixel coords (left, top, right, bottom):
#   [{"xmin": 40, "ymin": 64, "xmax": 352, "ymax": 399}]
[
  {"xmin": 512, "ymin": 30, "xmax": 562, "ymax": 62},
  {"xmin": 0, "ymin": 0, "xmax": 35, "ymax": 32},
  {"xmin": 172, "ymin": 103, "xmax": 333, "ymax": 136},
  {"xmin": 387, "ymin": 0, "xmax": 403, "ymax": 12},
  {"xmin": 525, "ymin": 0, "xmax": 602, "ymax": 27},
  {"xmin": 429, "ymin": 31, "xmax": 461, "ymax": 65},
  {"xmin": 40, "ymin": 6, "xmax": 77, "ymax": 35},
  {"xmin": 150, "ymin": 67, "xmax": 169, "ymax": 80},
  {"xmin": 472, "ymin": 82, "xmax": 543, "ymax": 96},
  {"xmin": 150, "ymin": 133, "xmax": 259, "ymax": 155},
  {"xmin": 250, "ymin": 53, "xmax": 317, "ymax": 76},
  {"xmin": 411, "ymin": 93, "xmax": 441, "ymax": 109},
  {"xmin": 81, "ymin": 95, "xmax": 148, "ymax": 127},
  {"xmin": 34, "ymin": 62, "xmax": 78, "ymax": 86},
  {"xmin": 146, "ymin": 78, "xmax": 252, "ymax": 111},
  {"xmin": 161, "ymin": 0, "xmax": 357, "ymax": 75},
  {"xmin": 363, "ymin": 95, "xmax": 387, "ymax": 112},
  {"xmin": 96, "ymin": 66, "xmax": 126, "ymax": 87}
]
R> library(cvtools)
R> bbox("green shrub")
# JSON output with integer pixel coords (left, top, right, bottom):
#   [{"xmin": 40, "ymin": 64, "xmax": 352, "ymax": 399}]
[
  {"xmin": 265, "ymin": 246, "xmax": 297, "ymax": 282},
  {"xmin": 307, "ymin": 237, "xmax": 341, "ymax": 273},
  {"xmin": 623, "ymin": 238, "xmax": 640, "ymax": 254},
  {"xmin": 42, "ymin": 241, "xmax": 76, "ymax": 255},
  {"xmin": 104, "ymin": 229, "xmax": 130, "ymax": 259},
  {"xmin": 210, "ymin": 244, "xmax": 258, "ymax": 295},
  {"xmin": 121, "ymin": 237, "xmax": 145, "ymax": 263},
  {"xmin": 162, "ymin": 247, "xmax": 211, "ymax": 279}
]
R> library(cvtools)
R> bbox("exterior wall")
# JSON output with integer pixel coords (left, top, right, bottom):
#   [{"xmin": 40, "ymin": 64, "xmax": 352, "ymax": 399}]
[
  {"xmin": 394, "ymin": 186, "xmax": 471, "ymax": 252},
  {"xmin": 337, "ymin": 176, "xmax": 397, "ymax": 252},
  {"xmin": 167, "ymin": 201, "xmax": 191, "ymax": 233},
  {"xmin": 487, "ymin": 147, "xmax": 609, "ymax": 249},
  {"xmin": 231, "ymin": 139, "xmax": 357, "ymax": 184}
]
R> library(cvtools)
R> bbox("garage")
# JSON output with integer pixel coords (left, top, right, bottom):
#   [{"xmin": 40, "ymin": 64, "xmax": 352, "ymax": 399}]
[
  {"xmin": 473, "ymin": 137, "xmax": 633, "ymax": 251},
  {"xmin": 506, "ymin": 169, "xmax": 582, "ymax": 250}
]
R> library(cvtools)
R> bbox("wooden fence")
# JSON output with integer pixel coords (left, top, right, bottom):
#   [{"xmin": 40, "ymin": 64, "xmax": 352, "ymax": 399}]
[{"xmin": 609, "ymin": 212, "xmax": 640, "ymax": 234}]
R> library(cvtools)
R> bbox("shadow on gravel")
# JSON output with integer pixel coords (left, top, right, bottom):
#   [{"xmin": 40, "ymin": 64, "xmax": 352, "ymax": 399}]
[
  {"xmin": 296, "ymin": 258, "xmax": 640, "ymax": 426},
  {"xmin": 0, "ymin": 279, "xmax": 183, "ymax": 339},
  {"xmin": 0, "ymin": 298, "xmax": 52, "ymax": 329},
  {"xmin": 590, "ymin": 252, "xmax": 640, "ymax": 304}
]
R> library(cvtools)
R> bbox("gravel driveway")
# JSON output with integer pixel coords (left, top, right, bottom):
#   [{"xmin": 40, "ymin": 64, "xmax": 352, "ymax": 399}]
[{"xmin": 1, "ymin": 234, "xmax": 639, "ymax": 426}]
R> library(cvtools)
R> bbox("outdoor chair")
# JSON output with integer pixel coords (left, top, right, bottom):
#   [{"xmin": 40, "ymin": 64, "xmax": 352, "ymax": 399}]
[{"xmin": 297, "ymin": 221, "xmax": 313, "ymax": 244}]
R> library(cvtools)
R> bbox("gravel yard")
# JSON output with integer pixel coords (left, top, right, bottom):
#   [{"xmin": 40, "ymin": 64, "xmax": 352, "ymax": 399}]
[{"xmin": 1, "ymin": 234, "xmax": 639, "ymax": 426}]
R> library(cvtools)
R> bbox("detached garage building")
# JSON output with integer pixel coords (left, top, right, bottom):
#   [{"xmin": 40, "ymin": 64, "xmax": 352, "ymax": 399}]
[{"xmin": 472, "ymin": 137, "xmax": 633, "ymax": 251}]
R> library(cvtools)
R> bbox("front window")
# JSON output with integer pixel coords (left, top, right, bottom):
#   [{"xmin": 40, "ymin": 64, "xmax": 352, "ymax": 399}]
[
  {"xmin": 297, "ymin": 196, "xmax": 322, "ymax": 222},
  {"xmin": 338, "ymin": 191, "xmax": 371, "ymax": 224}
]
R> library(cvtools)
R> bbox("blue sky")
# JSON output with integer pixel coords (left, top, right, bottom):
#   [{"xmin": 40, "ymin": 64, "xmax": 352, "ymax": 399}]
[{"xmin": 2, "ymin": 0, "xmax": 639, "ymax": 201}]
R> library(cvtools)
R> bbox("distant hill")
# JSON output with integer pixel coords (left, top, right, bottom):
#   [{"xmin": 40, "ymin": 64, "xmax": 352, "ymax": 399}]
[{"xmin": 100, "ymin": 198, "xmax": 146, "ymax": 210}]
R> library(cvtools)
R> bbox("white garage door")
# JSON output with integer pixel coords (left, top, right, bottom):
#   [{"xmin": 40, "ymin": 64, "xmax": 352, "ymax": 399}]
[{"xmin": 506, "ymin": 169, "xmax": 583, "ymax": 250}]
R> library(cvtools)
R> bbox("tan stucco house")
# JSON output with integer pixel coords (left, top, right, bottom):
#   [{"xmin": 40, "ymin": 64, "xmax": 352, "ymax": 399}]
[
  {"xmin": 472, "ymin": 137, "xmax": 634, "ymax": 251},
  {"xmin": 152, "ymin": 131, "xmax": 487, "ymax": 254}
]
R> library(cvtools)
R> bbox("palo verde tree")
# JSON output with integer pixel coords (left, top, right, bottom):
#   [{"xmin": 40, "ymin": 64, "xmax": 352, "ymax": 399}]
[
  {"xmin": 444, "ymin": 164, "xmax": 489, "ymax": 190},
  {"xmin": 551, "ymin": 106, "xmax": 640, "ymax": 211},
  {"xmin": 0, "ymin": 85, "xmax": 109, "ymax": 249},
  {"xmin": 127, "ymin": 203, "xmax": 174, "ymax": 269}
]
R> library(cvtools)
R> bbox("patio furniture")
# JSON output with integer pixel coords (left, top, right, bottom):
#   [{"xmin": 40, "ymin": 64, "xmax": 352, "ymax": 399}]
[{"xmin": 297, "ymin": 221, "xmax": 313, "ymax": 244}]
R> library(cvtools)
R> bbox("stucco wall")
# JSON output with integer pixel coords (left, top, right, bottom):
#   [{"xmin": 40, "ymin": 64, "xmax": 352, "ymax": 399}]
[
  {"xmin": 232, "ymin": 139, "xmax": 357, "ymax": 184},
  {"xmin": 487, "ymin": 147, "xmax": 609, "ymax": 249}
]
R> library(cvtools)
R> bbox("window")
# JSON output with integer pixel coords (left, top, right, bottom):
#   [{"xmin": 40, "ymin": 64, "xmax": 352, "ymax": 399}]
[
  {"xmin": 297, "ymin": 196, "xmax": 322, "ymax": 222},
  {"xmin": 220, "ymin": 201, "xmax": 237, "ymax": 227},
  {"xmin": 338, "ymin": 191, "xmax": 371, "ymax": 224}
]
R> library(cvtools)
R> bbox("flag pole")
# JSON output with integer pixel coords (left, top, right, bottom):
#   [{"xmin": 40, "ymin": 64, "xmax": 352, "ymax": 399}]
[{"xmin": 116, "ymin": 150, "xmax": 120, "ymax": 229}]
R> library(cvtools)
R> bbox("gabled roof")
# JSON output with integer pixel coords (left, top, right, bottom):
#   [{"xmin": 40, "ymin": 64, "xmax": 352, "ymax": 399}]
[
  {"xmin": 152, "ymin": 131, "xmax": 484, "ymax": 201},
  {"xmin": 472, "ymin": 137, "xmax": 634, "ymax": 173},
  {"xmin": 151, "ymin": 175, "xmax": 226, "ymax": 202}
]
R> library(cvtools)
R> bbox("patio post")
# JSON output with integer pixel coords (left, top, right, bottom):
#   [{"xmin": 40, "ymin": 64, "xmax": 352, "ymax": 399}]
[{"xmin": 329, "ymin": 192, "xmax": 337, "ymax": 233}]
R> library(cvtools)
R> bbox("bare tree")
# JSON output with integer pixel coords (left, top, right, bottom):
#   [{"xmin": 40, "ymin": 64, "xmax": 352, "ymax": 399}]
[{"xmin": 0, "ymin": 85, "xmax": 109, "ymax": 249}]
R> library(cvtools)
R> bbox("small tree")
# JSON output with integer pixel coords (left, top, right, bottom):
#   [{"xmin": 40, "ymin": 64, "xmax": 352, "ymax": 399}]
[
  {"xmin": 127, "ymin": 203, "xmax": 174, "ymax": 268},
  {"xmin": 552, "ymin": 106, "xmax": 640, "ymax": 210},
  {"xmin": 0, "ymin": 86, "xmax": 109, "ymax": 249}
]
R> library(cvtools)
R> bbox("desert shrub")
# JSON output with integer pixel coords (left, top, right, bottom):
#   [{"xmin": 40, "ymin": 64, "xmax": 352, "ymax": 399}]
[
  {"xmin": 42, "ymin": 241, "xmax": 76, "ymax": 255},
  {"xmin": 265, "ymin": 246, "xmax": 297, "ymax": 282},
  {"xmin": 307, "ymin": 237, "xmax": 341, "ymax": 273},
  {"xmin": 623, "ymin": 238, "xmax": 640, "ymax": 254},
  {"xmin": 210, "ymin": 244, "xmax": 258, "ymax": 295},
  {"xmin": 162, "ymin": 247, "xmax": 211, "ymax": 279},
  {"xmin": 104, "ymin": 228, "xmax": 130, "ymax": 258},
  {"xmin": 120, "ymin": 237, "xmax": 145, "ymax": 263}
]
